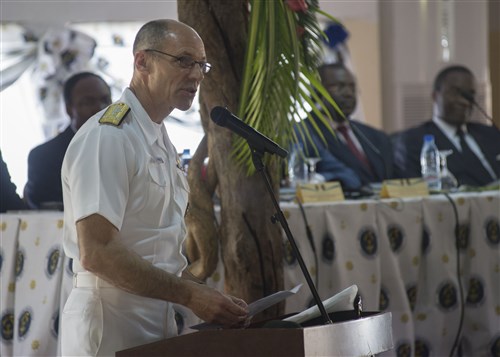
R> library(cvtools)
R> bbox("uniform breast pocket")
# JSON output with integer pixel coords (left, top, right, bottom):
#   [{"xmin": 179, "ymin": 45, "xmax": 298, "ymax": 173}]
[
  {"xmin": 149, "ymin": 160, "xmax": 168, "ymax": 187},
  {"xmin": 138, "ymin": 160, "xmax": 170, "ymax": 225}
]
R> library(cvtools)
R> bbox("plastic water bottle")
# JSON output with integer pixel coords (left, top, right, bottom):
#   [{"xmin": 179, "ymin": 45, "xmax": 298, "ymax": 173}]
[
  {"xmin": 420, "ymin": 135, "xmax": 441, "ymax": 191},
  {"xmin": 288, "ymin": 143, "xmax": 308, "ymax": 187},
  {"xmin": 180, "ymin": 149, "xmax": 191, "ymax": 175}
]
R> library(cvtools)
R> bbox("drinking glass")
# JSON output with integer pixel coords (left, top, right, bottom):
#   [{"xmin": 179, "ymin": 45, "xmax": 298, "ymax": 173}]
[
  {"xmin": 439, "ymin": 150, "xmax": 458, "ymax": 191},
  {"xmin": 288, "ymin": 143, "xmax": 308, "ymax": 187},
  {"xmin": 305, "ymin": 157, "xmax": 325, "ymax": 183}
]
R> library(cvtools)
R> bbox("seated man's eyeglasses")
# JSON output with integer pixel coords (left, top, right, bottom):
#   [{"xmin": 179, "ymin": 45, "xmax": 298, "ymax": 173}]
[{"xmin": 145, "ymin": 49, "xmax": 212, "ymax": 74}]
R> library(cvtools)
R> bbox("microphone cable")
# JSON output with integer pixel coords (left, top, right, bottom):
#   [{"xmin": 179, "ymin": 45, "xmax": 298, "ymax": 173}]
[
  {"xmin": 348, "ymin": 120, "xmax": 391, "ymax": 180},
  {"xmin": 348, "ymin": 121, "xmax": 382, "ymax": 156},
  {"xmin": 444, "ymin": 193, "xmax": 465, "ymax": 357},
  {"xmin": 242, "ymin": 212, "xmax": 269, "ymax": 297},
  {"xmin": 458, "ymin": 89, "xmax": 493, "ymax": 122},
  {"xmin": 377, "ymin": 193, "xmax": 464, "ymax": 355},
  {"xmin": 472, "ymin": 102, "xmax": 493, "ymax": 122},
  {"xmin": 244, "ymin": 164, "xmax": 287, "ymax": 299},
  {"xmin": 296, "ymin": 199, "xmax": 319, "ymax": 288}
]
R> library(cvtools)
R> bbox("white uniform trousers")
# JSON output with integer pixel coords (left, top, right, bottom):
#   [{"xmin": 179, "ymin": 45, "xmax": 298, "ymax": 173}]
[{"xmin": 61, "ymin": 273, "xmax": 177, "ymax": 356}]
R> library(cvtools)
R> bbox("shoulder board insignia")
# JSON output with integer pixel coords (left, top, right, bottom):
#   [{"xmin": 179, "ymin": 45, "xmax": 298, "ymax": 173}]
[{"xmin": 99, "ymin": 103, "xmax": 130, "ymax": 126}]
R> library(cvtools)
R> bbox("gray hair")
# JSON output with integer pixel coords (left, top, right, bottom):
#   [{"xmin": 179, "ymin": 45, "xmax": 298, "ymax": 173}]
[{"xmin": 133, "ymin": 19, "xmax": 173, "ymax": 54}]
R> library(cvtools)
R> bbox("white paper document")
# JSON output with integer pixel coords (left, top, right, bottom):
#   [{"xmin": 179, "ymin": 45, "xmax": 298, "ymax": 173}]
[
  {"xmin": 283, "ymin": 284, "xmax": 358, "ymax": 324},
  {"xmin": 190, "ymin": 284, "xmax": 302, "ymax": 330}
]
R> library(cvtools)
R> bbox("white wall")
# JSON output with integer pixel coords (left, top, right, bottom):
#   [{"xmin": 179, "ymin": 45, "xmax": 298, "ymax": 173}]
[
  {"xmin": 1, "ymin": 1, "xmax": 178, "ymax": 24},
  {"xmin": 1, "ymin": 0, "xmax": 382, "ymax": 195},
  {"xmin": 380, "ymin": 1, "xmax": 490, "ymax": 133},
  {"xmin": 2, "ymin": 1, "xmax": 491, "ymax": 191},
  {"xmin": 319, "ymin": 1, "xmax": 382, "ymax": 128},
  {"xmin": 2, "ymin": 1, "xmax": 376, "ymax": 23}
]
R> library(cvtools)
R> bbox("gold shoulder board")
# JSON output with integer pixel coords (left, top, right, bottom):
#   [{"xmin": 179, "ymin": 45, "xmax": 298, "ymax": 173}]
[{"xmin": 99, "ymin": 103, "xmax": 130, "ymax": 126}]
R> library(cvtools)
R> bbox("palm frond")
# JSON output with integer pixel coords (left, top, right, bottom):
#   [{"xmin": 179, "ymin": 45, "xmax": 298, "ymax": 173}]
[{"xmin": 234, "ymin": 0, "xmax": 338, "ymax": 175}]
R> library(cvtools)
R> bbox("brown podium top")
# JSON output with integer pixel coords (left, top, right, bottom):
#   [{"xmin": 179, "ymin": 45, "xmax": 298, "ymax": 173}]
[{"xmin": 116, "ymin": 312, "xmax": 393, "ymax": 357}]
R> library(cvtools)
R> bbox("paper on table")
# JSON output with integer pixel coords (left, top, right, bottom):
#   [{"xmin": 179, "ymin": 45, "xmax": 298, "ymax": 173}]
[
  {"xmin": 248, "ymin": 284, "xmax": 302, "ymax": 316},
  {"xmin": 283, "ymin": 284, "xmax": 358, "ymax": 324},
  {"xmin": 190, "ymin": 284, "xmax": 302, "ymax": 330}
]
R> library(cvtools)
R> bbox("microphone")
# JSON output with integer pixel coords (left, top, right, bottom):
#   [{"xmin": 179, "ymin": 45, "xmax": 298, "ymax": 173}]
[
  {"xmin": 210, "ymin": 106, "xmax": 288, "ymax": 158},
  {"xmin": 458, "ymin": 89, "xmax": 493, "ymax": 122},
  {"xmin": 347, "ymin": 120, "xmax": 391, "ymax": 180}
]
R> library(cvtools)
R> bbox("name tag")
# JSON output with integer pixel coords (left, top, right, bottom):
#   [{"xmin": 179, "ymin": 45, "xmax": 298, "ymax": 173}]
[
  {"xmin": 380, "ymin": 178, "xmax": 429, "ymax": 198},
  {"xmin": 296, "ymin": 182, "xmax": 345, "ymax": 203}
]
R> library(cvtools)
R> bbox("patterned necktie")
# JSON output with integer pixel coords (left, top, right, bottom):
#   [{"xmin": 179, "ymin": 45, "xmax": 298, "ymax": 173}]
[{"xmin": 337, "ymin": 125, "xmax": 373, "ymax": 173}]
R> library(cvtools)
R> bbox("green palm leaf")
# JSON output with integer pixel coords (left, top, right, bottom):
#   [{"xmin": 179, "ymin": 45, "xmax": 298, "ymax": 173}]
[{"xmin": 234, "ymin": 0, "xmax": 340, "ymax": 174}]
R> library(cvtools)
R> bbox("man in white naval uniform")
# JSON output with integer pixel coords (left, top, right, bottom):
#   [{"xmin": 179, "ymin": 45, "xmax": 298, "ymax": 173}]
[{"xmin": 61, "ymin": 19, "xmax": 249, "ymax": 356}]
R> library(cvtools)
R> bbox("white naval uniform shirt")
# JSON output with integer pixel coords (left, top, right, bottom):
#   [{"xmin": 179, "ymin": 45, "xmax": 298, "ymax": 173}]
[
  {"xmin": 62, "ymin": 88, "xmax": 189, "ymax": 273},
  {"xmin": 61, "ymin": 88, "xmax": 189, "ymax": 355}
]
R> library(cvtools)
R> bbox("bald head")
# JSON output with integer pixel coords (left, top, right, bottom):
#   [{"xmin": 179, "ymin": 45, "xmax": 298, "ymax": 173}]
[
  {"xmin": 133, "ymin": 19, "xmax": 202, "ymax": 54},
  {"xmin": 129, "ymin": 19, "xmax": 206, "ymax": 122}
]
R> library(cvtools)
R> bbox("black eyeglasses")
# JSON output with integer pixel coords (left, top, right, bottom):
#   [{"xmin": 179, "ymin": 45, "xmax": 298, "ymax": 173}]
[{"xmin": 144, "ymin": 49, "xmax": 212, "ymax": 74}]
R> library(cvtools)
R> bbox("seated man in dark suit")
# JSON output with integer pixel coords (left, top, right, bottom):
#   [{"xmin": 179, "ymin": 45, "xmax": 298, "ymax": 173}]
[
  {"xmin": 296, "ymin": 63, "xmax": 396, "ymax": 190},
  {"xmin": 392, "ymin": 65, "xmax": 500, "ymax": 187},
  {"xmin": 24, "ymin": 72, "xmax": 111, "ymax": 209}
]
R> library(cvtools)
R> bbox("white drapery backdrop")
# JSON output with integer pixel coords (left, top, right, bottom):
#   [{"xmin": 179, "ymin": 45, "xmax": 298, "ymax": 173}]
[{"xmin": 0, "ymin": 22, "xmax": 204, "ymax": 194}]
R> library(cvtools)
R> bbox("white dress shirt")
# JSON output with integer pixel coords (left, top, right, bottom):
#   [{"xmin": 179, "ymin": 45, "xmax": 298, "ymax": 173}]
[{"xmin": 433, "ymin": 115, "xmax": 497, "ymax": 180}]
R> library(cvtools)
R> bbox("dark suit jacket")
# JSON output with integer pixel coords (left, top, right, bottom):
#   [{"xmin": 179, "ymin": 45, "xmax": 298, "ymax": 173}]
[
  {"xmin": 24, "ymin": 126, "xmax": 75, "ymax": 209},
  {"xmin": 391, "ymin": 120, "xmax": 500, "ymax": 187},
  {"xmin": 1, "ymin": 150, "xmax": 27, "ymax": 212},
  {"xmin": 297, "ymin": 116, "xmax": 396, "ymax": 188}
]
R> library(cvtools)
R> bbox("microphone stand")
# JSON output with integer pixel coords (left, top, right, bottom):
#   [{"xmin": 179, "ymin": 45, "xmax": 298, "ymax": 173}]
[
  {"xmin": 250, "ymin": 146, "xmax": 332, "ymax": 325},
  {"xmin": 471, "ymin": 101, "xmax": 493, "ymax": 122}
]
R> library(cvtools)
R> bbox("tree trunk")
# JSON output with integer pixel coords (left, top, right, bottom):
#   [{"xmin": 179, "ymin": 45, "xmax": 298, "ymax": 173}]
[{"xmin": 178, "ymin": 0, "xmax": 284, "ymax": 320}]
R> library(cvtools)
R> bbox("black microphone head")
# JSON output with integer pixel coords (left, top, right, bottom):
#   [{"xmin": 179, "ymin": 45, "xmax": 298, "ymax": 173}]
[
  {"xmin": 210, "ymin": 106, "xmax": 228, "ymax": 127},
  {"xmin": 458, "ymin": 89, "xmax": 475, "ymax": 103},
  {"xmin": 209, "ymin": 105, "xmax": 288, "ymax": 157}
]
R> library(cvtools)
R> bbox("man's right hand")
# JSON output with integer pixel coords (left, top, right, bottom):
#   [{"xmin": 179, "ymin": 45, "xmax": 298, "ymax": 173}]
[{"xmin": 187, "ymin": 282, "xmax": 249, "ymax": 328}]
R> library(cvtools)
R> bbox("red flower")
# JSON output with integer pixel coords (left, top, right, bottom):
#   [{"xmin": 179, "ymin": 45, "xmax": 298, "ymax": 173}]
[{"xmin": 285, "ymin": 0, "xmax": 308, "ymax": 13}]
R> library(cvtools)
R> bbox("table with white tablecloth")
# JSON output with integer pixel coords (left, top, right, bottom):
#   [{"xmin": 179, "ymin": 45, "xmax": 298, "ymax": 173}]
[
  {"xmin": 295, "ymin": 191, "xmax": 499, "ymax": 357},
  {"xmin": 1, "ymin": 191, "xmax": 498, "ymax": 356},
  {"xmin": 195, "ymin": 191, "xmax": 500, "ymax": 357},
  {"xmin": 0, "ymin": 212, "xmax": 70, "ymax": 356}
]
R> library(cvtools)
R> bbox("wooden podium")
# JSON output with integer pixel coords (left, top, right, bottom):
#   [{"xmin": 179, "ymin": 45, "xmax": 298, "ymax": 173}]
[{"xmin": 116, "ymin": 312, "xmax": 393, "ymax": 356}]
